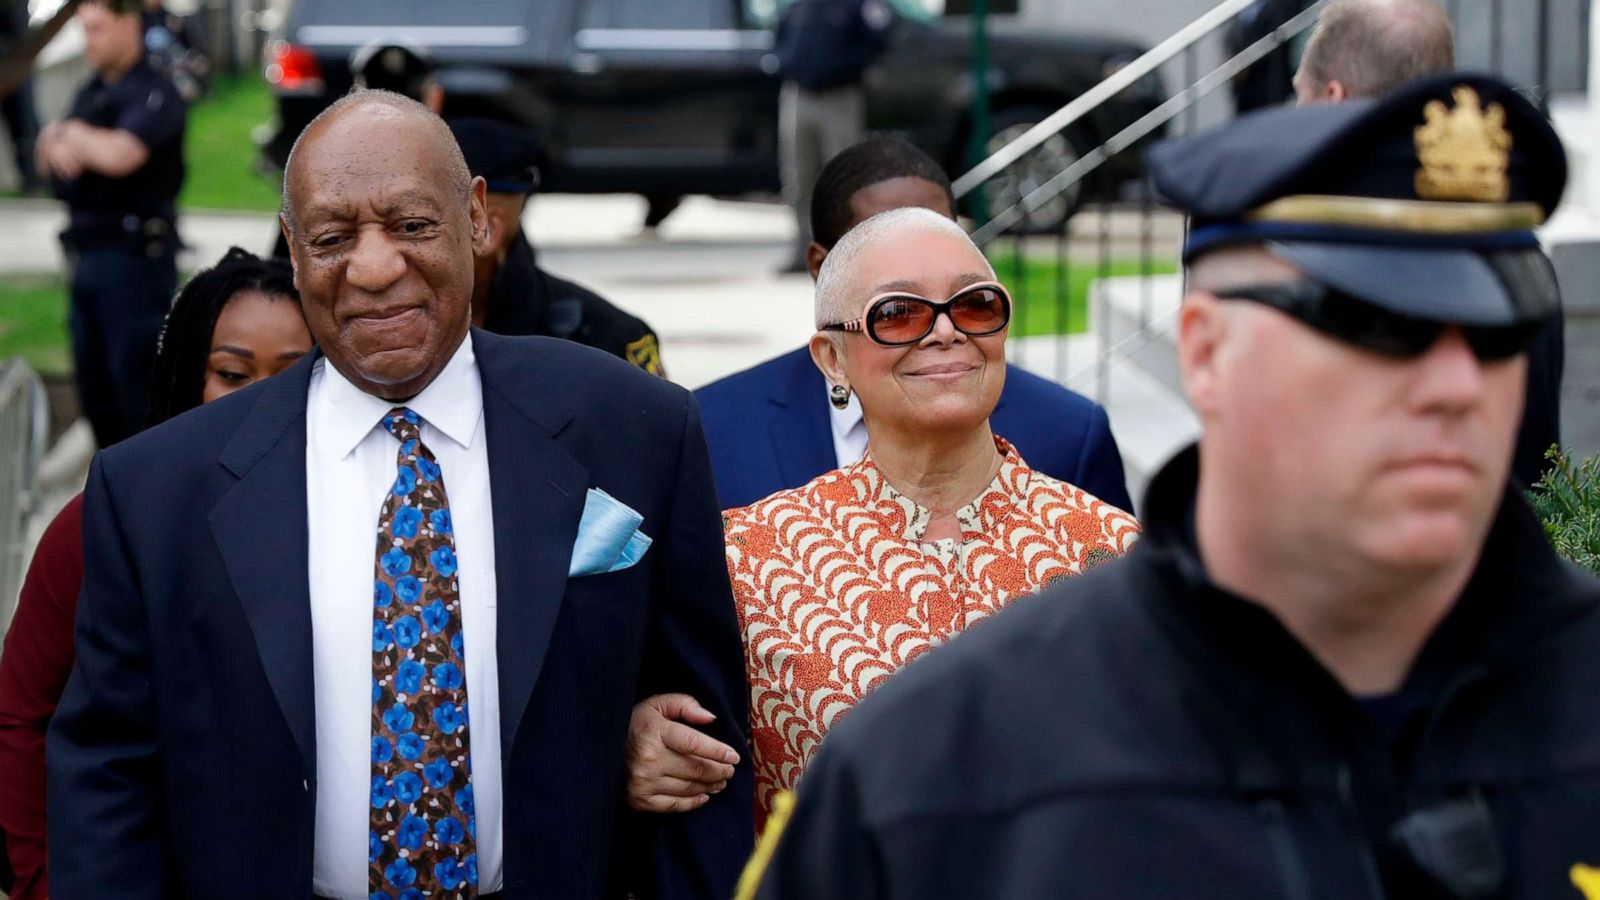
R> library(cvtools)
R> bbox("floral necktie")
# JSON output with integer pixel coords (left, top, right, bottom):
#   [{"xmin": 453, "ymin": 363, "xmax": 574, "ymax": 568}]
[{"xmin": 370, "ymin": 407, "xmax": 478, "ymax": 899}]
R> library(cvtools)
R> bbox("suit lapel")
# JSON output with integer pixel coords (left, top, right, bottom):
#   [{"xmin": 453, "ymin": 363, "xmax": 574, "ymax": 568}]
[
  {"xmin": 768, "ymin": 348, "xmax": 837, "ymax": 488},
  {"xmin": 473, "ymin": 331, "xmax": 590, "ymax": 758},
  {"xmin": 209, "ymin": 353, "xmax": 317, "ymax": 773}
]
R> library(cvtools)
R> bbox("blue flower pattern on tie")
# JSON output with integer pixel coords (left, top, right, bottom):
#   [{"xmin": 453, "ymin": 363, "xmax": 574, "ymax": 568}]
[
  {"xmin": 392, "ymin": 505, "xmax": 423, "ymax": 539},
  {"xmin": 370, "ymin": 407, "xmax": 476, "ymax": 898},
  {"xmin": 395, "ymin": 659, "xmax": 425, "ymax": 695}
]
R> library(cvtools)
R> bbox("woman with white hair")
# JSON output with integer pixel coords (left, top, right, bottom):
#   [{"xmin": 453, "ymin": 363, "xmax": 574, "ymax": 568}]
[{"xmin": 627, "ymin": 207, "xmax": 1139, "ymax": 824}]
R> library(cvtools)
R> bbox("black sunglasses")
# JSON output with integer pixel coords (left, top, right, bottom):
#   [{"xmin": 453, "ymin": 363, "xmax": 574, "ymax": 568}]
[
  {"xmin": 820, "ymin": 282, "xmax": 1012, "ymax": 346},
  {"xmin": 1220, "ymin": 279, "xmax": 1541, "ymax": 361}
]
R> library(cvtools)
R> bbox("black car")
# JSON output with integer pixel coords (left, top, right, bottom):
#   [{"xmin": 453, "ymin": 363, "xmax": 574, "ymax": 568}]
[{"xmin": 262, "ymin": 0, "xmax": 1163, "ymax": 231}]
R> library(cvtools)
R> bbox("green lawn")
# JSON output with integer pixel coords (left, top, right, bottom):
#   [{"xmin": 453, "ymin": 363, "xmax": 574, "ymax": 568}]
[
  {"xmin": 0, "ymin": 275, "xmax": 69, "ymax": 376},
  {"xmin": 179, "ymin": 74, "xmax": 281, "ymax": 213},
  {"xmin": 985, "ymin": 253, "xmax": 1178, "ymax": 337}
]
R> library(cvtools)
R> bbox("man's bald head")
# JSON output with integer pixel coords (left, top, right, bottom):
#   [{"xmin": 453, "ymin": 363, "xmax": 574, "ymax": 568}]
[
  {"xmin": 281, "ymin": 90, "xmax": 472, "ymax": 233},
  {"xmin": 280, "ymin": 88, "xmax": 490, "ymax": 402},
  {"xmin": 1295, "ymin": 0, "xmax": 1454, "ymax": 105}
]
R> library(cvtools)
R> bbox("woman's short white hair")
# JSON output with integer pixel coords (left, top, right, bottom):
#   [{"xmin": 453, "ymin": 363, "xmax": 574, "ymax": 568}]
[{"xmin": 814, "ymin": 207, "xmax": 980, "ymax": 329}]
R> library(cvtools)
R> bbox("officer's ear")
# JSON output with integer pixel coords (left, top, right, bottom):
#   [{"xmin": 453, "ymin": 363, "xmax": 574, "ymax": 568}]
[
  {"xmin": 423, "ymin": 81, "xmax": 446, "ymax": 115},
  {"xmin": 1177, "ymin": 290, "xmax": 1230, "ymax": 418}
]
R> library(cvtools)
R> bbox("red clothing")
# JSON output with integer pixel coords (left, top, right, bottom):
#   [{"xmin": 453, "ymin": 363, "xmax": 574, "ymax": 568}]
[{"xmin": 0, "ymin": 493, "xmax": 85, "ymax": 900}]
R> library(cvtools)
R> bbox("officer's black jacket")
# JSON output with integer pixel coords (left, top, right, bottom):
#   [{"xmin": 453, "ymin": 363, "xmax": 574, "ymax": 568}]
[
  {"xmin": 56, "ymin": 57, "xmax": 184, "ymax": 242},
  {"xmin": 757, "ymin": 446, "xmax": 1600, "ymax": 899},
  {"xmin": 482, "ymin": 235, "xmax": 665, "ymax": 376}
]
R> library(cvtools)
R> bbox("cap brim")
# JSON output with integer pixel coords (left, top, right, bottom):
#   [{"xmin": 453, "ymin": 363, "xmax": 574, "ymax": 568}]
[{"xmin": 1266, "ymin": 241, "xmax": 1519, "ymax": 327}]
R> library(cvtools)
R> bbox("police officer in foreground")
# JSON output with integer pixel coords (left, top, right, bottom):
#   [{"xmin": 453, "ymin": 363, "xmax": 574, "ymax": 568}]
[
  {"xmin": 748, "ymin": 72, "xmax": 1600, "ymax": 899},
  {"xmin": 448, "ymin": 116, "xmax": 668, "ymax": 376},
  {"xmin": 34, "ymin": 0, "xmax": 184, "ymax": 448}
]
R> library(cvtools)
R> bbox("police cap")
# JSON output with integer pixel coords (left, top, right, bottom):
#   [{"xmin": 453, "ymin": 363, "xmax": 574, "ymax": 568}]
[
  {"xmin": 447, "ymin": 117, "xmax": 543, "ymax": 196},
  {"xmin": 350, "ymin": 40, "xmax": 435, "ymax": 99},
  {"xmin": 1147, "ymin": 72, "xmax": 1566, "ymax": 327}
]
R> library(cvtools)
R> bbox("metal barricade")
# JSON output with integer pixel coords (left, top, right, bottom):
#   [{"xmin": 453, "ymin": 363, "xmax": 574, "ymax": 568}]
[{"xmin": 0, "ymin": 358, "xmax": 50, "ymax": 637}]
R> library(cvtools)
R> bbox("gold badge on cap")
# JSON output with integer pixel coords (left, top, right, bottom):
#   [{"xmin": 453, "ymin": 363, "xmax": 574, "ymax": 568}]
[{"xmin": 1415, "ymin": 86, "xmax": 1513, "ymax": 203}]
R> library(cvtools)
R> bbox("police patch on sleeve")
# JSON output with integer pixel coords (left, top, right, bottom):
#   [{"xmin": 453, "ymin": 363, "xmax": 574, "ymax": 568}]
[
  {"xmin": 625, "ymin": 334, "xmax": 665, "ymax": 377},
  {"xmin": 1572, "ymin": 863, "xmax": 1600, "ymax": 899},
  {"xmin": 734, "ymin": 790, "xmax": 796, "ymax": 900}
]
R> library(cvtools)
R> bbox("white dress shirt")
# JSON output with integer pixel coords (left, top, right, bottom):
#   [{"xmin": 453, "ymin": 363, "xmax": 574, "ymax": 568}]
[
  {"xmin": 827, "ymin": 386, "xmax": 868, "ymax": 467},
  {"xmin": 306, "ymin": 338, "xmax": 504, "ymax": 898}
]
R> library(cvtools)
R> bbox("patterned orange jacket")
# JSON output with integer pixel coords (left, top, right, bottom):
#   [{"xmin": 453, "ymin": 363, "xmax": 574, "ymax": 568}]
[{"xmin": 723, "ymin": 437, "xmax": 1140, "ymax": 825}]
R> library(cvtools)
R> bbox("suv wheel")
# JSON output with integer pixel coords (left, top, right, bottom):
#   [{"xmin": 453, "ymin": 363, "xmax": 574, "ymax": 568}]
[{"xmin": 981, "ymin": 106, "xmax": 1088, "ymax": 235}]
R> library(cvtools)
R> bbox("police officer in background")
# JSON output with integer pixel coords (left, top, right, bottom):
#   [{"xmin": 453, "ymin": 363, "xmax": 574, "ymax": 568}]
[
  {"xmin": 749, "ymin": 73, "xmax": 1600, "ymax": 899},
  {"xmin": 773, "ymin": 0, "xmax": 894, "ymax": 272},
  {"xmin": 35, "ymin": 0, "xmax": 184, "ymax": 448},
  {"xmin": 448, "ymin": 116, "xmax": 667, "ymax": 376},
  {"xmin": 350, "ymin": 39, "xmax": 443, "ymax": 114}
]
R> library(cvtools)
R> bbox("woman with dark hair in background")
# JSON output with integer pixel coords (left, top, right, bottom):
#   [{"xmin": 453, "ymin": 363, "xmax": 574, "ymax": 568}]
[{"xmin": 0, "ymin": 247, "xmax": 312, "ymax": 900}]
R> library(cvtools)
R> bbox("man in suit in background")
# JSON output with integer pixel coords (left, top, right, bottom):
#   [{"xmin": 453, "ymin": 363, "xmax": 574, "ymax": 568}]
[
  {"xmin": 697, "ymin": 136, "xmax": 1134, "ymax": 511},
  {"xmin": 47, "ymin": 90, "xmax": 752, "ymax": 900}
]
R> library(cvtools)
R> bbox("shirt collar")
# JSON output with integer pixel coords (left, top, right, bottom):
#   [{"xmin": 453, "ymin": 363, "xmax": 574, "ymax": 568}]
[{"xmin": 315, "ymin": 334, "xmax": 483, "ymax": 458}]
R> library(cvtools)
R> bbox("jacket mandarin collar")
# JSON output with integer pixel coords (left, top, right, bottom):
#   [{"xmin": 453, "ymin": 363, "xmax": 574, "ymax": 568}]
[{"xmin": 852, "ymin": 436, "xmax": 1032, "ymax": 541}]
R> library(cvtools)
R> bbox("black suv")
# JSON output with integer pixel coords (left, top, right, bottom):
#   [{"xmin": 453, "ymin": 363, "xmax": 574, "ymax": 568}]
[{"xmin": 263, "ymin": 0, "xmax": 1163, "ymax": 231}]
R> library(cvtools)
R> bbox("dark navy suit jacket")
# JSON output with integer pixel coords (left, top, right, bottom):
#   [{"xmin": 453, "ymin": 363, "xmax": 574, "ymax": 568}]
[
  {"xmin": 696, "ymin": 347, "xmax": 1133, "ymax": 511},
  {"xmin": 47, "ymin": 330, "xmax": 753, "ymax": 899}
]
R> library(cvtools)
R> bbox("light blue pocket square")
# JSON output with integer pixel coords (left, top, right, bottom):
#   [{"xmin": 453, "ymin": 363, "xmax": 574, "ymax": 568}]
[{"xmin": 569, "ymin": 488, "xmax": 652, "ymax": 577}]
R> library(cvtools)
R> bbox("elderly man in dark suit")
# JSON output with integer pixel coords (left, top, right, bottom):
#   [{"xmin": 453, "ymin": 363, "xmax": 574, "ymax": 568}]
[{"xmin": 46, "ymin": 90, "xmax": 752, "ymax": 900}]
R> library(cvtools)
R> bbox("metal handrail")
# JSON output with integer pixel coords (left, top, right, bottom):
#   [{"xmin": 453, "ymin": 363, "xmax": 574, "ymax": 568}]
[
  {"xmin": 952, "ymin": 0, "xmax": 1262, "ymax": 198},
  {"xmin": 968, "ymin": 0, "xmax": 1330, "ymax": 245}
]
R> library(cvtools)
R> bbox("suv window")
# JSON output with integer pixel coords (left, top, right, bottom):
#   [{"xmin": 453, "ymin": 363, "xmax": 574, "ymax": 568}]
[{"xmin": 583, "ymin": 0, "xmax": 740, "ymax": 29}]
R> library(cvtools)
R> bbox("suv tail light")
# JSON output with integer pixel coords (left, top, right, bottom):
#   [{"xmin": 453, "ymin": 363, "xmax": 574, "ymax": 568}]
[{"xmin": 265, "ymin": 41, "xmax": 324, "ymax": 93}]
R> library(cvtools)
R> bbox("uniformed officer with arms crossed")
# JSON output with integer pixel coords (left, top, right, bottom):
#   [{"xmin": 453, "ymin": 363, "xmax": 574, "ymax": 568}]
[
  {"xmin": 35, "ymin": 0, "xmax": 184, "ymax": 448},
  {"xmin": 446, "ymin": 117, "xmax": 668, "ymax": 376},
  {"xmin": 747, "ymin": 72, "xmax": 1600, "ymax": 899}
]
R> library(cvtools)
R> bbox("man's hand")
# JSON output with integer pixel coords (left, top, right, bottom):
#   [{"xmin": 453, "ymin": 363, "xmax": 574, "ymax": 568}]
[
  {"xmin": 626, "ymin": 693, "xmax": 740, "ymax": 814},
  {"xmin": 36, "ymin": 120, "xmax": 149, "ymax": 180},
  {"xmin": 35, "ymin": 122, "xmax": 84, "ymax": 181}
]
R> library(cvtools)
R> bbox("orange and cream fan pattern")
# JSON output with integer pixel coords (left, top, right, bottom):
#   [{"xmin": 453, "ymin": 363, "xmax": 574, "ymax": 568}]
[{"xmin": 724, "ymin": 437, "xmax": 1140, "ymax": 826}]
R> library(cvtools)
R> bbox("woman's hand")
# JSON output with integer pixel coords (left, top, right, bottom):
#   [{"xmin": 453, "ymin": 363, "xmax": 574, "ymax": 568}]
[{"xmin": 626, "ymin": 693, "xmax": 740, "ymax": 813}]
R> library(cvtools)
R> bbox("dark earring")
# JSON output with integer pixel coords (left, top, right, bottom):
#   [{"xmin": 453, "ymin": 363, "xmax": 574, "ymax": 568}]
[{"xmin": 829, "ymin": 383, "xmax": 851, "ymax": 410}]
